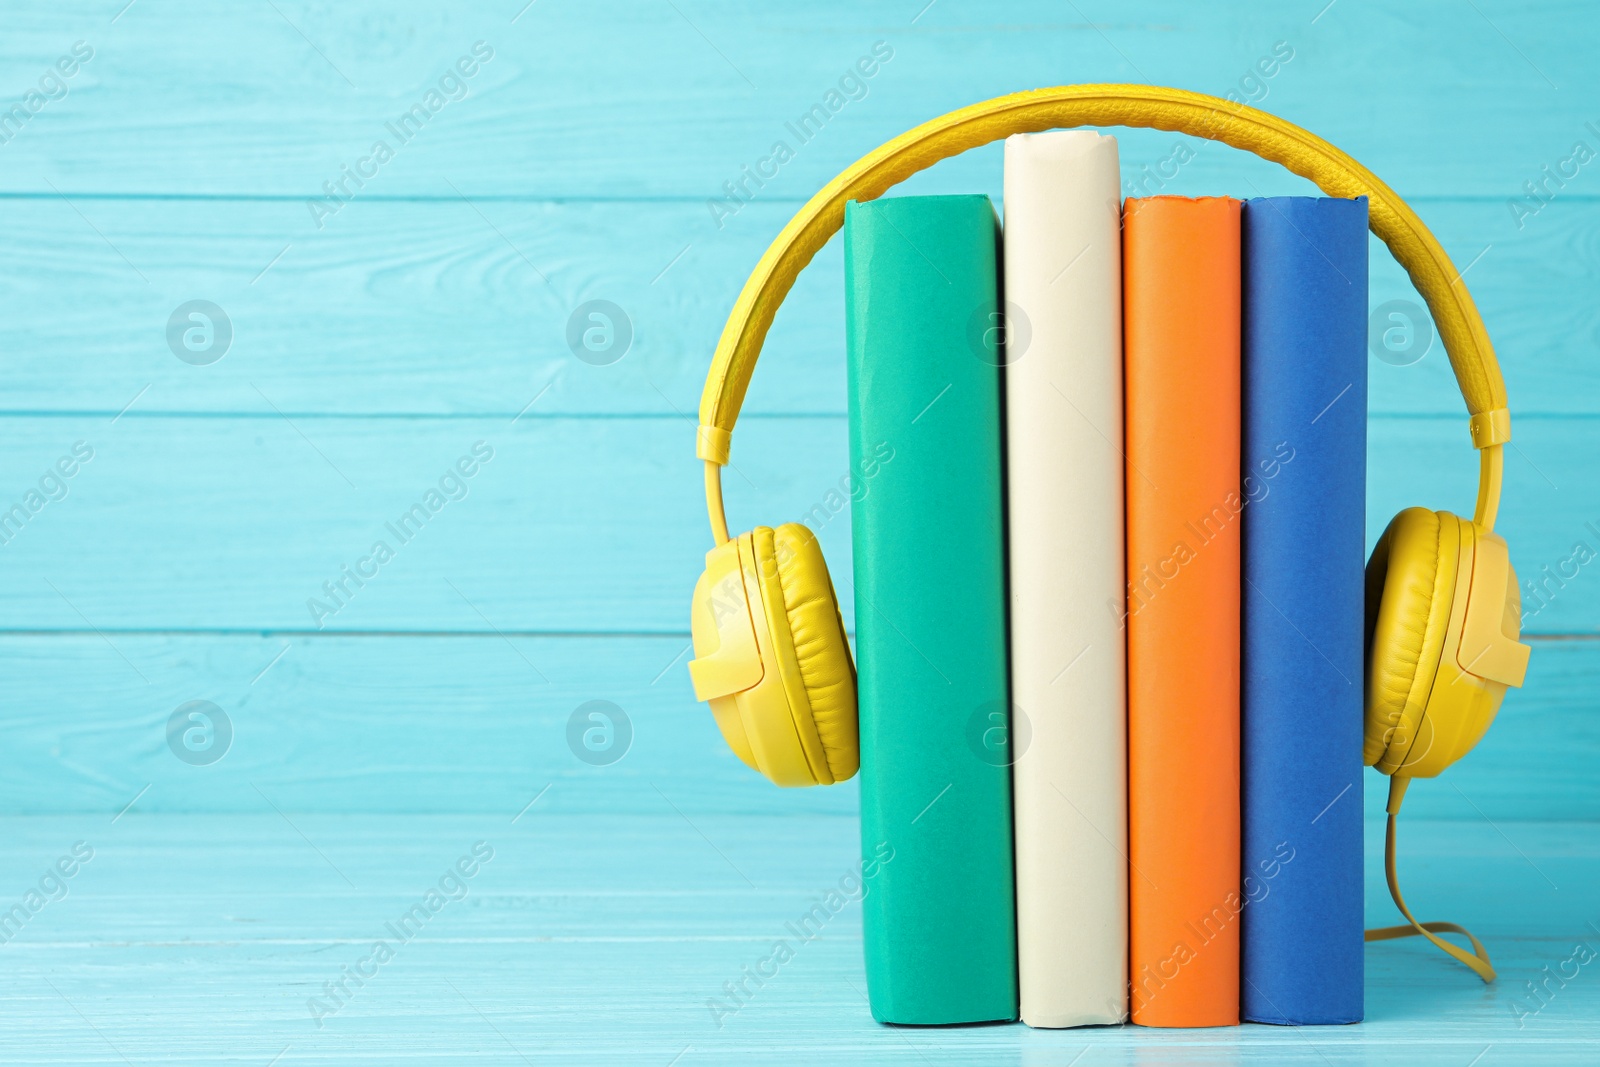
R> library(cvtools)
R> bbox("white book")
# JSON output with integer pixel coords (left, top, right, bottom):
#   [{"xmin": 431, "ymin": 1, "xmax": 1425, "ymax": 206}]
[{"xmin": 1002, "ymin": 130, "xmax": 1128, "ymax": 1028}]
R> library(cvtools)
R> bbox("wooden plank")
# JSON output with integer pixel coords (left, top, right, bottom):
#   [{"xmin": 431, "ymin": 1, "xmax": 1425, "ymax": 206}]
[
  {"xmin": 0, "ymin": 633, "xmax": 1592, "ymax": 820},
  {"xmin": 0, "ymin": 813, "xmax": 1594, "ymax": 1062},
  {"xmin": 0, "ymin": 195, "xmax": 852, "ymax": 420},
  {"xmin": 1360, "ymin": 637, "xmax": 1600, "ymax": 822},
  {"xmin": 1367, "ymin": 417, "xmax": 1600, "ymax": 636},
  {"xmin": 0, "ymin": 2, "xmax": 1593, "ymax": 199},
  {"xmin": 0, "ymin": 413, "xmax": 857, "ymax": 633},
  {"xmin": 1367, "ymin": 199, "xmax": 1600, "ymax": 419},
  {"xmin": 0, "ymin": 195, "xmax": 1593, "ymax": 417},
  {"xmin": 0, "ymin": 413, "xmax": 1592, "ymax": 633},
  {"xmin": 0, "ymin": 1, "xmax": 1591, "ymax": 1056},
  {"xmin": 0, "ymin": 633, "xmax": 855, "ymax": 817}
]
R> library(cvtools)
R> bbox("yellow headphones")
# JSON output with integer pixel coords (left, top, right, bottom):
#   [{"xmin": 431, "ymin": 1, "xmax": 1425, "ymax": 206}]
[{"xmin": 686, "ymin": 85, "xmax": 1531, "ymax": 979}]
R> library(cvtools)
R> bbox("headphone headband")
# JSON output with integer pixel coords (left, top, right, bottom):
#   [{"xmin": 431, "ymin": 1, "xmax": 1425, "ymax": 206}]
[{"xmin": 697, "ymin": 84, "xmax": 1509, "ymax": 534}]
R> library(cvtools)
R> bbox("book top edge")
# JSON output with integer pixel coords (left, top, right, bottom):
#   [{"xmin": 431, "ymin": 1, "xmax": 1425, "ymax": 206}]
[
  {"xmin": 1005, "ymin": 129, "xmax": 1118, "ymax": 150},
  {"xmin": 1242, "ymin": 194, "xmax": 1370, "ymax": 206},
  {"xmin": 847, "ymin": 194, "xmax": 994, "ymax": 207},
  {"xmin": 1124, "ymin": 194, "xmax": 1242, "ymax": 205}
]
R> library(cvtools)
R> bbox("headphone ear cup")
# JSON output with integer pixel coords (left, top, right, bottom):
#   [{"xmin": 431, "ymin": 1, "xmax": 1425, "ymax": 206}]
[
  {"xmin": 754, "ymin": 524, "xmax": 859, "ymax": 783},
  {"xmin": 1364, "ymin": 507, "xmax": 1458, "ymax": 774}
]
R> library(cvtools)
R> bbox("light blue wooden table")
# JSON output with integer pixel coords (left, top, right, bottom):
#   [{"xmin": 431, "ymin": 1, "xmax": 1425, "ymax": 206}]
[{"xmin": 1, "ymin": 1, "xmax": 1596, "ymax": 1062}]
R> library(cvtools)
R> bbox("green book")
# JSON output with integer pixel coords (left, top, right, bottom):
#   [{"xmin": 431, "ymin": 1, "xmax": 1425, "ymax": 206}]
[{"xmin": 844, "ymin": 195, "xmax": 1018, "ymax": 1025}]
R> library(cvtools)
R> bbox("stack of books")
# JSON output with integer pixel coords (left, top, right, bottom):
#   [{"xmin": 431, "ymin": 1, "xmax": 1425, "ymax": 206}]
[{"xmin": 845, "ymin": 131, "xmax": 1367, "ymax": 1029}]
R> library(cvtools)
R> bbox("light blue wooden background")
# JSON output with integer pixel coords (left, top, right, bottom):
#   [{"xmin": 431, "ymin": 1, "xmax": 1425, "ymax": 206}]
[
  {"xmin": 0, "ymin": 0, "xmax": 1595, "ymax": 820},
  {"xmin": 3, "ymin": 2, "xmax": 1599, "ymax": 1063}
]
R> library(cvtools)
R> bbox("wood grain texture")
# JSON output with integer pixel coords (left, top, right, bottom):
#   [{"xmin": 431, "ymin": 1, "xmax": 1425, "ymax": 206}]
[
  {"xmin": 0, "ymin": 813, "xmax": 1595, "ymax": 1062},
  {"xmin": 0, "ymin": 1, "xmax": 1592, "ymax": 198},
  {"xmin": 0, "ymin": 413, "xmax": 856, "ymax": 633},
  {"xmin": 0, "ymin": 195, "xmax": 1594, "ymax": 418},
  {"xmin": 0, "ymin": 414, "xmax": 1591, "ymax": 633},
  {"xmin": 0, "ymin": 0, "xmax": 1595, "ymax": 1051},
  {"xmin": 0, "ymin": 633, "xmax": 857, "ymax": 817},
  {"xmin": 0, "ymin": 633, "xmax": 1591, "ymax": 821}
]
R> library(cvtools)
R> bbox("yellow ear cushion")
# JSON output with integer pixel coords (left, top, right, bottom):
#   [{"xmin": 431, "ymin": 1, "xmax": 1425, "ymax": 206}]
[
  {"xmin": 1364, "ymin": 508, "xmax": 1459, "ymax": 770},
  {"xmin": 766, "ymin": 524, "xmax": 859, "ymax": 782}
]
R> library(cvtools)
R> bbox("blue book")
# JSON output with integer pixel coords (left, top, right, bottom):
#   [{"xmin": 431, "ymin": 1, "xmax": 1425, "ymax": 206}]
[{"xmin": 1240, "ymin": 196, "xmax": 1368, "ymax": 1025}]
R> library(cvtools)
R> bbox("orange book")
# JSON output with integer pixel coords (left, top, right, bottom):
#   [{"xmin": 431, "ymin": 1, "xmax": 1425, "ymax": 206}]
[{"xmin": 1123, "ymin": 196, "xmax": 1241, "ymax": 1028}]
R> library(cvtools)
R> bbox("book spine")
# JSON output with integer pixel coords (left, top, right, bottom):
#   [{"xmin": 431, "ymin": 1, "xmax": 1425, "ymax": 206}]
[
  {"xmin": 1240, "ymin": 196, "xmax": 1368, "ymax": 1024},
  {"xmin": 1001, "ymin": 131, "xmax": 1129, "ymax": 1028},
  {"xmin": 1124, "ymin": 195, "xmax": 1242, "ymax": 1028},
  {"xmin": 844, "ymin": 194, "xmax": 1017, "ymax": 1026}
]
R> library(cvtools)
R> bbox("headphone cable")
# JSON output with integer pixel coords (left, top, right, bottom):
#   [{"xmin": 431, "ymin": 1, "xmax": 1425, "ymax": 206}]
[{"xmin": 1362, "ymin": 775, "xmax": 1496, "ymax": 982}]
